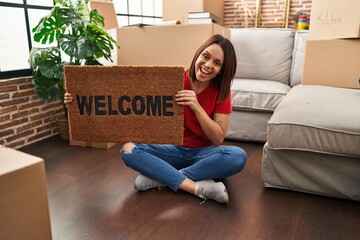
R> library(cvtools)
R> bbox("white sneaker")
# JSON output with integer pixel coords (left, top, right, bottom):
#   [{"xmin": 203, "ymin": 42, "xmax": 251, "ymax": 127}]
[
  {"xmin": 134, "ymin": 174, "xmax": 164, "ymax": 191},
  {"xmin": 195, "ymin": 179, "xmax": 229, "ymax": 203}
]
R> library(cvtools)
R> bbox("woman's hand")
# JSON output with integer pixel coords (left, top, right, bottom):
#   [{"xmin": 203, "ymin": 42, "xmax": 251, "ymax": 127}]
[
  {"xmin": 175, "ymin": 89, "xmax": 230, "ymax": 145},
  {"xmin": 175, "ymin": 90, "xmax": 201, "ymax": 112},
  {"xmin": 64, "ymin": 93, "xmax": 73, "ymax": 106}
]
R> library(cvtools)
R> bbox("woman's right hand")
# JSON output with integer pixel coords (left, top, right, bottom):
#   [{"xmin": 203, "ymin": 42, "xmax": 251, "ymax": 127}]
[{"xmin": 64, "ymin": 92, "xmax": 73, "ymax": 105}]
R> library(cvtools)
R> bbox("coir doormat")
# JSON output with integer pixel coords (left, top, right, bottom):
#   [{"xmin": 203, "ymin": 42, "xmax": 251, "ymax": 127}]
[{"xmin": 64, "ymin": 66, "xmax": 184, "ymax": 144}]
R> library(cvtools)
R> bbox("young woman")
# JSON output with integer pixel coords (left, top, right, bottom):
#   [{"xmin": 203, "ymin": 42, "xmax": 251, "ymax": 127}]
[{"xmin": 64, "ymin": 34, "xmax": 247, "ymax": 203}]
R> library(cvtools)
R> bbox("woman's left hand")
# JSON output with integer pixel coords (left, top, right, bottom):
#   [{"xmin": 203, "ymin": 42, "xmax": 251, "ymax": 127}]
[{"xmin": 175, "ymin": 90, "xmax": 201, "ymax": 112}]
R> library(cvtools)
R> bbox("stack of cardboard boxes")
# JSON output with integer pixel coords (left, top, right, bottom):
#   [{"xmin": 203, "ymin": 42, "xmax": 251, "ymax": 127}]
[
  {"xmin": 302, "ymin": 0, "xmax": 360, "ymax": 89},
  {"xmin": 113, "ymin": 0, "xmax": 227, "ymax": 68}
]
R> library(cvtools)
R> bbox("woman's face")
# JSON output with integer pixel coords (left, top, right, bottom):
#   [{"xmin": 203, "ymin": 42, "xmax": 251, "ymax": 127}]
[{"xmin": 195, "ymin": 43, "xmax": 224, "ymax": 83}]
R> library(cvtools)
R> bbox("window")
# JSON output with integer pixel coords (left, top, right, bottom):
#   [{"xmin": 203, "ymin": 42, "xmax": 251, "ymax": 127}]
[
  {"xmin": 0, "ymin": 0, "xmax": 163, "ymax": 79},
  {"xmin": 0, "ymin": 6, "xmax": 30, "ymax": 72},
  {"xmin": 0, "ymin": 1, "xmax": 53, "ymax": 79},
  {"xmin": 114, "ymin": 0, "xmax": 162, "ymax": 27}
]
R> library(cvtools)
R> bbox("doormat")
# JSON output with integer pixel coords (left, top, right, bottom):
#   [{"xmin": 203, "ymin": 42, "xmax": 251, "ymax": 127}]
[{"xmin": 64, "ymin": 65, "xmax": 184, "ymax": 144}]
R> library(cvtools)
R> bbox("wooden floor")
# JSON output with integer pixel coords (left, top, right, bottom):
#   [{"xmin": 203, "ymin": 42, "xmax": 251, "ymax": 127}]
[{"xmin": 20, "ymin": 136, "xmax": 360, "ymax": 240}]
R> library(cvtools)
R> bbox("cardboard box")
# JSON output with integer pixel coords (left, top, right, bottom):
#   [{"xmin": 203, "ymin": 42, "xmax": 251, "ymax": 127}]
[
  {"xmin": 302, "ymin": 39, "xmax": 360, "ymax": 89},
  {"xmin": 0, "ymin": 146, "xmax": 52, "ymax": 240},
  {"xmin": 163, "ymin": 0, "xmax": 224, "ymax": 25},
  {"xmin": 70, "ymin": 139, "xmax": 116, "ymax": 149},
  {"xmin": 115, "ymin": 24, "xmax": 230, "ymax": 68},
  {"xmin": 90, "ymin": 0, "xmax": 118, "ymax": 30},
  {"xmin": 308, "ymin": 0, "xmax": 360, "ymax": 40}
]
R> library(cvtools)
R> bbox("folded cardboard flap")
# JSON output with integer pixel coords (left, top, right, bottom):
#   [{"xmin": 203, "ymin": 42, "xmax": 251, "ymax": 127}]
[
  {"xmin": 89, "ymin": 0, "xmax": 118, "ymax": 30},
  {"xmin": 0, "ymin": 147, "xmax": 52, "ymax": 240}
]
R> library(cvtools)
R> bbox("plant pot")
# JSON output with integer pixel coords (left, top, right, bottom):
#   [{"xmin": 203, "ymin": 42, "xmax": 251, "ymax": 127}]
[{"xmin": 56, "ymin": 117, "xmax": 69, "ymax": 141}]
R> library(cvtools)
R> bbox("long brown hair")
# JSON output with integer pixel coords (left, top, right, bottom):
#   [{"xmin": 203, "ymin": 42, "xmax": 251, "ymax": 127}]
[{"xmin": 189, "ymin": 34, "xmax": 237, "ymax": 102}]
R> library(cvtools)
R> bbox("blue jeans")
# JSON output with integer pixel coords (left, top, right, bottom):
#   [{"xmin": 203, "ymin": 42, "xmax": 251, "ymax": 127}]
[{"xmin": 120, "ymin": 143, "xmax": 247, "ymax": 192}]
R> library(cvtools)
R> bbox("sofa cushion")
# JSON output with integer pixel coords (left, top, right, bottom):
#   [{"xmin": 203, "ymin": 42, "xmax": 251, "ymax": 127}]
[
  {"xmin": 231, "ymin": 28, "xmax": 295, "ymax": 85},
  {"xmin": 231, "ymin": 79, "xmax": 290, "ymax": 112},
  {"xmin": 267, "ymin": 85, "xmax": 360, "ymax": 157},
  {"xmin": 290, "ymin": 30, "xmax": 308, "ymax": 87}
]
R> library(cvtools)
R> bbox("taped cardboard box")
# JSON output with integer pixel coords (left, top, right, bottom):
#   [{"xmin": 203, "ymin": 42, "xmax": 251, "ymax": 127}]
[
  {"xmin": 163, "ymin": 0, "xmax": 224, "ymax": 25},
  {"xmin": 115, "ymin": 24, "xmax": 230, "ymax": 68},
  {"xmin": 308, "ymin": 0, "xmax": 360, "ymax": 40},
  {"xmin": 0, "ymin": 146, "xmax": 52, "ymax": 240},
  {"xmin": 302, "ymin": 39, "xmax": 360, "ymax": 89}
]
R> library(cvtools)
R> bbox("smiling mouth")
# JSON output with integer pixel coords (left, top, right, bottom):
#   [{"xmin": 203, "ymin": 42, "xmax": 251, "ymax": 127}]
[{"xmin": 200, "ymin": 67, "xmax": 211, "ymax": 75}]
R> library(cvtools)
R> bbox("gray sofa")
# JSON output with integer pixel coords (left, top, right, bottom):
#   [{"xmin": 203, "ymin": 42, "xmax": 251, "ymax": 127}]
[
  {"xmin": 227, "ymin": 28, "xmax": 360, "ymax": 201},
  {"xmin": 263, "ymin": 85, "xmax": 360, "ymax": 201},
  {"xmin": 226, "ymin": 28, "xmax": 308, "ymax": 142}
]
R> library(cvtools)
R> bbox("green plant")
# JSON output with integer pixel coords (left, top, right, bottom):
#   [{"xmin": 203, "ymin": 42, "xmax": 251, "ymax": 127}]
[{"xmin": 28, "ymin": 0, "xmax": 119, "ymax": 119}]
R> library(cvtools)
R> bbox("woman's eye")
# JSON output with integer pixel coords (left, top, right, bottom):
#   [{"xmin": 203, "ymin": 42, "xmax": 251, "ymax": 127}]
[
  {"xmin": 215, "ymin": 61, "xmax": 223, "ymax": 66},
  {"xmin": 202, "ymin": 54, "xmax": 209, "ymax": 59}
]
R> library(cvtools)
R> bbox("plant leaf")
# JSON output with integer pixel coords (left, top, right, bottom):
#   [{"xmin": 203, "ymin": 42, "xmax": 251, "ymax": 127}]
[
  {"xmin": 90, "ymin": 9, "xmax": 105, "ymax": 28},
  {"xmin": 32, "ymin": 75, "xmax": 61, "ymax": 102}
]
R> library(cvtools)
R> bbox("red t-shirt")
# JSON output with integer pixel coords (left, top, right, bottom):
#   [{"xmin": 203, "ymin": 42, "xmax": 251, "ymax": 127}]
[{"xmin": 181, "ymin": 71, "xmax": 232, "ymax": 148}]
